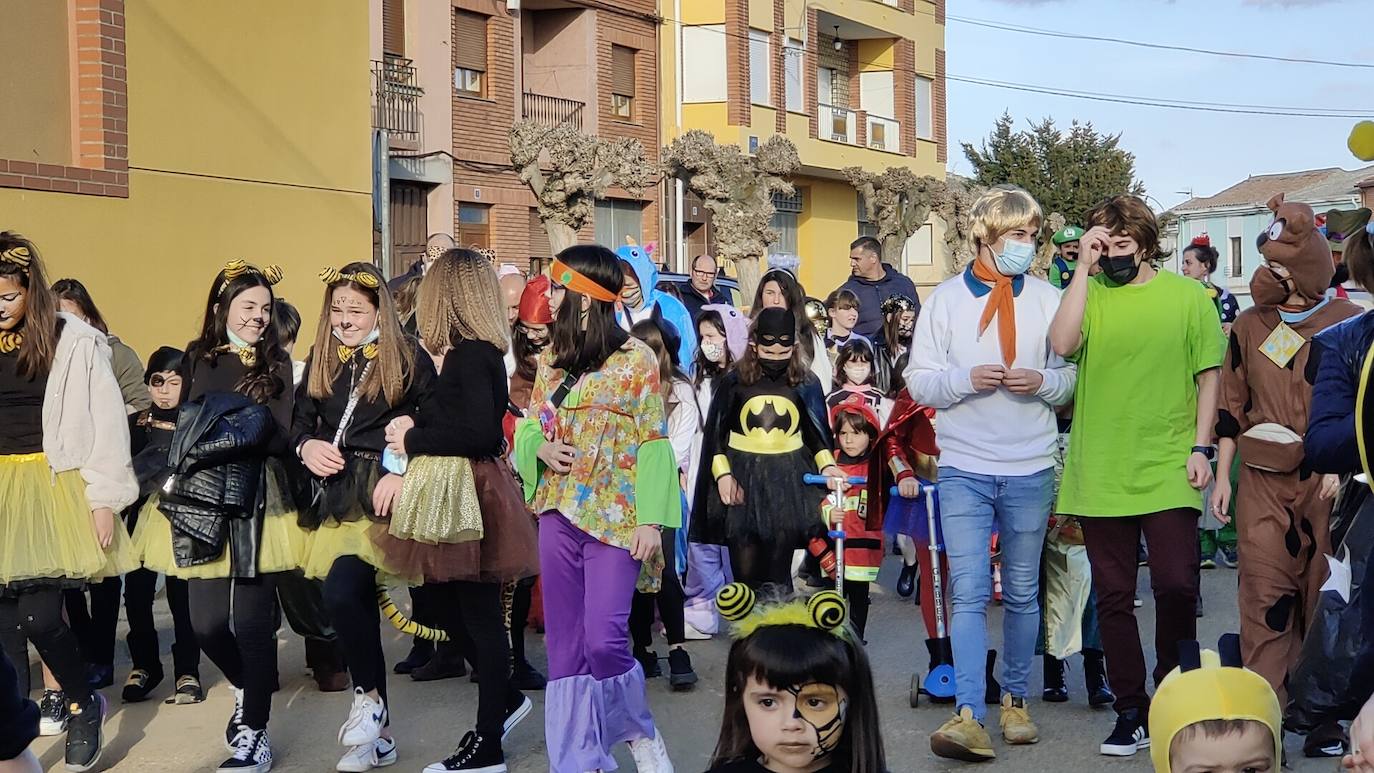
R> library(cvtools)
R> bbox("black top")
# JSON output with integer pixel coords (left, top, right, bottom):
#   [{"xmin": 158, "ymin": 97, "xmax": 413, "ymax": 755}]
[
  {"xmin": 706, "ymin": 759, "xmax": 850, "ymax": 773},
  {"xmin": 719, "ymin": 370, "xmax": 828, "ymax": 457},
  {"xmin": 290, "ymin": 342, "xmax": 437, "ymax": 455},
  {"xmin": 681, "ymin": 283, "xmax": 732, "ymax": 322},
  {"xmin": 129, "ymin": 405, "xmax": 178, "ymax": 458},
  {"xmin": 405, "ymin": 339, "xmax": 507, "ymax": 459},
  {"xmin": 0, "ymin": 349, "xmax": 46, "ymax": 455},
  {"xmin": 182, "ymin": 351, "xmax": 293, "ymax": 452}
]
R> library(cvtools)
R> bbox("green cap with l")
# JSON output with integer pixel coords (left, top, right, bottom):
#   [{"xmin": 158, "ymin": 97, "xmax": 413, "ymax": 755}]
[{"xmin": 1052, "ymin": 226, "xmax": 1085, "ymax": 245}]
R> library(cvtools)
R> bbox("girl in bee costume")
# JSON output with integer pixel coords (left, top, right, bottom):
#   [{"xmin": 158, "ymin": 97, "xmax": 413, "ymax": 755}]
[{"xmin": 692, "ymin": 307, "xmax": 842, "ymax": 592}]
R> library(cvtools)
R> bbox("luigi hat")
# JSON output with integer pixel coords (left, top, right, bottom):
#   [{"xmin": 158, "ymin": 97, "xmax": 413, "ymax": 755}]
[
  {"xmin": 1148, "ymin": 634, "xmax": 1281, "ymax": 773},
  {"xmin": 1052, "ymin": 226, "xmax": 1085, "ymax": 246}
]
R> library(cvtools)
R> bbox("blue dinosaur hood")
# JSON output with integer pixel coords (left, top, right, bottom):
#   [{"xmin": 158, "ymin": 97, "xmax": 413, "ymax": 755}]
[
  {"xmin": 614, "ymin": 244, "xmax": 698, "ymax": 372},
  {"xmin": 616, "ymin": 245, "xmax": 661, "ymax": 310}
]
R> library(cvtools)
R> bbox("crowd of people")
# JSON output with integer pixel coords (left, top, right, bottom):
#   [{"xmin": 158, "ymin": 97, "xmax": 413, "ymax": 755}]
[{"xmin": 3, "ymin": 182, "xmax": 1374, "ymax": 773}]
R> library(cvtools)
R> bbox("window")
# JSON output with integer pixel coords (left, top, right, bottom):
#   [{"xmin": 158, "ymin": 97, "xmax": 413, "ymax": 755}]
[
  {"xmin": 768, "ymin": 190, "xmax": 802, "ymax": 257},
  {"xmin": 457, "ymin": 203, "xmax": 490, "ymax": 249},
  {"xmin": 784, "ymin": 39, "xmax": 804, "ymax": 113},
  {"xmin": 857, "ymin": 195, "xmax": 878, "ymax": 239},
  {"xmin": 454, "ymin": 10, "xmax": 487, "ymax": 97},
  {"xmin": 749, "ymin": 29, "xmax": 771, "ymax": 106},
  {"xmin": 611, "ymin": 45, "xmax": 636, "ymax": 120},
  {"xmin": 683, "ymin": 26, "xmax": 727, "ymax": 103},
  {"xmin": 1229, "ymin": 236, "xmax": 1242, "ymax": 278},
  {"xmin": 915, "ymin": 76, "xmax": 934, "ymax": 140},
  {"xmin": 383, "ymin": 0, "xmax": 405, "ymax": 56},
  {"xmin": 818, "ymin": 68, "xmax": 834, "ymax": 105},
  {"xmin": 595, "ymin": 199, "xmax": 644, "ymax": 248}
]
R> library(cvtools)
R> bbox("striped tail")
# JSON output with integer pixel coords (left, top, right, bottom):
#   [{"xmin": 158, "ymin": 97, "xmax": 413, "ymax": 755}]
[{"xmin": 376, "ymin": 588, "xmax": 449, "ymax": 642}]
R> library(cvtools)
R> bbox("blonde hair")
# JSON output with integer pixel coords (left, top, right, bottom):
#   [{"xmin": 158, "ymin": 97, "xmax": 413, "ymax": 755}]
[
  {"xmin": 306, "ymin": 262, "xmax": 415, "ymax": 406},
  {"xmin": 969, "ymin": 185, "xmax": 1044, "ymax": 256},
  {"xmin": 417, "ymin": 248, "xmax": 509, "ymax": 354}
]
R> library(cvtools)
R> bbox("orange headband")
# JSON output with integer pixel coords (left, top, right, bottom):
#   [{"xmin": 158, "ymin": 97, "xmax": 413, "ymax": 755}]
[{"xmin": 550, "ymin": 258, "xmax": 618, "ymax": 303}]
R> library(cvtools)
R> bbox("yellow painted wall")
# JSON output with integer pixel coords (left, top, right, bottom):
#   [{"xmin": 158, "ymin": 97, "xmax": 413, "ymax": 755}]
[
  {"xmin": 681, "ymin": 0, "xmax": 725, "ymax": 24},
  {"xmin": 797, "ymin": 178, "xmax": 859, "ymax": 295},
  {"xmin": 856, "ymin": 39, "xmax": 894, "ymax": 72},
  {"xmin": 0, "ymin": 0, "xmax": 372, "ymax": 358},
  {"xmin": 747, "ymin": 0, "xmax": 773, "ymax": 31},
  {"xmin": 0, "ymin": 2, "xmax": 71, "ymax": 163}
]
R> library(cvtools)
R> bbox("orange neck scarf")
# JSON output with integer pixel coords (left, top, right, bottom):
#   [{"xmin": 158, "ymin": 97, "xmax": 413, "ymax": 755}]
[{"xmin": 972, "ymin": 260, "xmax": 1016, "ymax": 368}]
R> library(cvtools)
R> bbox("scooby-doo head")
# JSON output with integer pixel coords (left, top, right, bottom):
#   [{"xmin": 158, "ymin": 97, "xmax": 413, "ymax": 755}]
[{"xmin": 1256, "ymin": 193, "xmax": 1333, "ymax": 302}]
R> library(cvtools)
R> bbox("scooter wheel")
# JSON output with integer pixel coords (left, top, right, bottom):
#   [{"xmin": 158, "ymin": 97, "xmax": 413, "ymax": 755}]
[{"xmin": 909, "ymin": 673, "xmax": 921, "ymax": 708}]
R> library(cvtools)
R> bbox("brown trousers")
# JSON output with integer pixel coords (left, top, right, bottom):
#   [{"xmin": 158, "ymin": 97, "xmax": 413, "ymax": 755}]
[
  {"xmin": 1235, "ymin": 464, "xmax": 1333, "ymax": 704},
  {"xmin": 1080, "ymin": 508, "xmax": 1200, "ymax": 715}
]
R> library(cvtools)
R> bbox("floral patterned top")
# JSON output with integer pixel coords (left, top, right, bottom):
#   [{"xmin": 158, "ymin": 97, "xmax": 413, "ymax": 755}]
[{"xmin": 515, "ymin": 337, "xmax": 680, "ymax": 559}]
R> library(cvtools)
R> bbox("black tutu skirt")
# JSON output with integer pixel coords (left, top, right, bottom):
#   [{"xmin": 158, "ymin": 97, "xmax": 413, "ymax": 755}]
[
  {"xmin": 295, "ymin": 452, "xmax": 384, "ymax": 530},
  {"xmin": 691, "ymin": 447, "xmax": 826, "ymax": 550}
]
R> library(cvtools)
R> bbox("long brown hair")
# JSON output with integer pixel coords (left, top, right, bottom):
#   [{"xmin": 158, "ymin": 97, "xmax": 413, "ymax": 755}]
[
  {"xmin": 184, "ymin": 263, "xmax": 290, "ymax": 405},
  {"xmin": 417, "ymin": 249, "xmax": 509, "ymax": 355},
  {"xmin": 306, "ymin": 262, "xmax": 415, "ymax": 406},
  {"xmin": 630, "ymin": 318, "xmax": 688, "ymax": 408},
  {"xmin": 0, "ymin": 232, "xmax": 59, "ymax": 379},
  {"xmin": 51, "ymin": 278, "xmax": 109, "ymax": 334},
  {"xmin": 549, "ymin": 245, "xmax": 627, "ymax": 374}
]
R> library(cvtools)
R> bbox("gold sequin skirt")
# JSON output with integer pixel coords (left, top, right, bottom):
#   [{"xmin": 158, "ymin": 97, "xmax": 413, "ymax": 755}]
[
  {"xmin": 0, "ymin": 453, "xmax": 135, "ymax": 589},
  {"xmin": 388, "ymin": 456, "xmax": 484, "ymax": 545}
]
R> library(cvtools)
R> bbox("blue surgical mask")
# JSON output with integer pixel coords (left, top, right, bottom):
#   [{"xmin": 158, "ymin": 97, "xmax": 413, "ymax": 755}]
[{"xmin": 993, "ymin": 238, "xmax": 1036, "ymax": 276}]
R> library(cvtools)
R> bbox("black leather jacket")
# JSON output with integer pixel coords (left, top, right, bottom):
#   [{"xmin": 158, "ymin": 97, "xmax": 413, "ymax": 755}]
[{"xmin": 159, "ymin": 392, "xmax": 274, "ymax": 575}]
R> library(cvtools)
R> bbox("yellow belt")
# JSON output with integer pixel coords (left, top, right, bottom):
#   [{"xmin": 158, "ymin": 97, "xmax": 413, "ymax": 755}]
[
  {"xmin": 0, "ymin": 452, "xmax": 46, "ymax": 464},
  {"xmin": 728, "ymin": 432, "xmax": 803, "ymax": 455}
]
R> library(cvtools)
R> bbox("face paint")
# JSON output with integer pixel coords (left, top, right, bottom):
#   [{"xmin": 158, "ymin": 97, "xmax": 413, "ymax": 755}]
[{"xmin": 787, "ymin": 683, "xmax": 849, "ymax": 756}]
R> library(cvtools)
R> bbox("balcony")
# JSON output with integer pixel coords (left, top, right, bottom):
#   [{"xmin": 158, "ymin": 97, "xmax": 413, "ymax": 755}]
[
  {"xmin": 820, "ymin": 103, "xmax": 856, "ymax": 145},
  {"xmin": 371, "ymin": 57, "xmax": 423, "ymax": 139},
  {"xmin": 867, "ymin": 114, "xmax": 900, "ymax": 152},
  {"xmin": 522, "ymin": 92, "xmax": 585, "ymax": 130}
]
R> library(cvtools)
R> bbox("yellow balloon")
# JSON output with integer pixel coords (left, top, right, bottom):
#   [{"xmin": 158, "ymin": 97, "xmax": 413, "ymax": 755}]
[{"xmin": 1350, "ymin": 121, "xmax": 1374, "ymax": 162}]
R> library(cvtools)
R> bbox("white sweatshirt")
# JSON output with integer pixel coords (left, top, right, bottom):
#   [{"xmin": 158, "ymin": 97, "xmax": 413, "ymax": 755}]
[{"xmin": 904, "ymin": 268, "xmax": 1076, "ymax": 476}]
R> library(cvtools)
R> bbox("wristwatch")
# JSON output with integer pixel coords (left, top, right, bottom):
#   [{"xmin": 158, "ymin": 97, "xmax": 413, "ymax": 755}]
[{"xmin": 1191, "ymin": 445, "xmax": 1216, "ymax": 460}]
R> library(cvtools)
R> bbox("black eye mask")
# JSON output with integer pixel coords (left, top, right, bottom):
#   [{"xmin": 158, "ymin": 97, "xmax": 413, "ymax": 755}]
[{"xmin": 755, "ymin": 307, "xmax": 797, "ymax": 348}]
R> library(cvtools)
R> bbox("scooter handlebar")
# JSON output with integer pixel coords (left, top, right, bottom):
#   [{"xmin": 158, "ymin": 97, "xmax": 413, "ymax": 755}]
[{"xmin": 803, "ymin": 474, "xmax": 866, "ymax": 485}]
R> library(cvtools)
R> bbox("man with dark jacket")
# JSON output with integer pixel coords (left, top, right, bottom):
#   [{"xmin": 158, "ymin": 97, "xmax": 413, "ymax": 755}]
[
  {"xmin": 838, "ymin": 236, "xmax": 920, "ymax": 341},
  {"xmin": 680, "ymin": 253, "xmax": 732, "ymax": 322}
]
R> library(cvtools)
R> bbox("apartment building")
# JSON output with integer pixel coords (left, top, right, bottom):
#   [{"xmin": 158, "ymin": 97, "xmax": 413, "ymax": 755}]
[{"xmin": 661, "ymin": 0, "xmax": 947, "ymax": 294}]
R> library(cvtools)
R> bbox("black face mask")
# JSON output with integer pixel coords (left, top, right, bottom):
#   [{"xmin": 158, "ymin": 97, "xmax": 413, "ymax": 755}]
[
  {"xmin": 1100, "ymin": 254, "xmax": 1140, "ymax": 285},
  {"xmin": 758, "ymin": 357, "xmax": 790, "ymax": 380}
]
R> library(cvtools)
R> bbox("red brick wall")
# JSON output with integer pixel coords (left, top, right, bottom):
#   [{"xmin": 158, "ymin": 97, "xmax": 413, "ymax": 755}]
[
  {"xmin": 805, "ymin": 8, "xmax": 819, "ymax": 140},
  {"xmin": 934, "ymin": 48, "xmax": 947, "ymax": 163},
  {"xmin": 725, "ymin": 0, "xmax": 750, "ymax": 127},
  {"xmin": 771, "ymin": 0, "xmax": 786, "ymax": 134},
  {"xmin": 894, "ymin": 39, "xmax": 916, "ymax": 158},
  {"xmin": 0, "ymin": 0, "xmax": 128, "ymax": 197}
]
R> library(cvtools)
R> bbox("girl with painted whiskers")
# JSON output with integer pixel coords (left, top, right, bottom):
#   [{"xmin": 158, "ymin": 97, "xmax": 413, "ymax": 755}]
[
  {"xmin": 290, "ymin": 262, "xmax": 438, "ymax": 771},
  {"xmin": 0, "ymin": 231, "xmax": 137, "ymax": 773}
]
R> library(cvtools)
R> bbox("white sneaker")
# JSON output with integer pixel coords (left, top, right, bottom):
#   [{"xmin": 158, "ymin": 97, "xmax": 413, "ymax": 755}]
[
  {"xmin": 682, "ymin": 622, "xmax": 712, "ymax": 641},
  {"xmin": 338, "ymin": 688, "xmax": 386, "ymax": 747},
  {"xmin": 337, "ymin": 737, "xmax": 397, "ymax": 772},
  {"xmin": 627, "ymin": 730, "xmax": 674, "ymax": 773}
]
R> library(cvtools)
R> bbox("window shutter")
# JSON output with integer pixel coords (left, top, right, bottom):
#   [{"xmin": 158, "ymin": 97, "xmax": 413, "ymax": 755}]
[
  {"xmin": 612, "ymin": 46, "xmax": 636, "ymax": 96},
  {"xmin": 454, "ymin": 11, "xmax": 487, "ymax": 71},
  {"xmin": 529, "ymin": 209, "xmax": 552, "ymax": 259},
  {"xmin": 383, "ymin": 0, "xmax": 405, "ymax": 56}
]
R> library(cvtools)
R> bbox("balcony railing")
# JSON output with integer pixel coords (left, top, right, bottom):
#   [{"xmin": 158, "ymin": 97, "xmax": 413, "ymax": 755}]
[
  {"xmin": 372, "ymin": 57, "xmax": 423, "ymax": 138},
  {"xmin": 867, "ymin": 114, "xmax": 900, "ymax": 152},
  {"xmin": 820, "ymin": 103, "xmax": 856, "ymax": 145},
  {"xmin": 522, "ymin": 92, "xmax": 585, "ymax": 130}
]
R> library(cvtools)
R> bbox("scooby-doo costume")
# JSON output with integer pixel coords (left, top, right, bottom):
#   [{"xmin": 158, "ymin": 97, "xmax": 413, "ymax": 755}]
[{"xmin": 1216, "ymin": 194, "xmax": 1361, "ymax": 701}]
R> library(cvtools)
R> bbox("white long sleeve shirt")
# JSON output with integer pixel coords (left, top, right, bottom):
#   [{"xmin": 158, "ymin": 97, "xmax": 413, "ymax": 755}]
[{"xmin": 904, "ymin": 267, "xmax": 1076, "ymax": 476}]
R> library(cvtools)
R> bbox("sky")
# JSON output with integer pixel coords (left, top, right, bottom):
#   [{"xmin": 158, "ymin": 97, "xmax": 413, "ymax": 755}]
[{"xmin": 943, "ymin": 0, "xmax": 1374, "ymax": 210}]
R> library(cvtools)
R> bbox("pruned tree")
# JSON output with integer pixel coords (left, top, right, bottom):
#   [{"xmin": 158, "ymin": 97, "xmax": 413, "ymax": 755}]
[
  {"xmin": 510, "ymin": 121, "xmax": 657, "ymax": 254},
  {"xmin": 662, "ymin": 130, "xmax": 799, "ymax": 301},
  {"xmin": 934, "ymin": 175, "xmax": 982, "ymax": 276},
  {"xmin": 843, "ymin": 166, "xmax": 943, "ymax": 266},
  {"xmin": 1032, "ymin": 211, "xmax": 1067, "ymax": 280}
]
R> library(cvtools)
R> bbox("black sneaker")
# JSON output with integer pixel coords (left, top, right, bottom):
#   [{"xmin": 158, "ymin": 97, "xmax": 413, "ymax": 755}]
[
  {"xmin": 424, "ymin": 731, "xmax": 506, "ymax": 772},
  {"xmin": 224, "ymin": 687, "xmax": 245, "ymax": 750},
  {"xmin": 896, "ymin": 562, "xmax": 918, "ymax": 598},
  {"xmin": 1304, "ymin": 721, "xmax": 1350, "ymax": 758},
  {"xmin": 39, "ymin": 689, "xmax": 70, "ymax": 736},
  {"xmin": 122, "ymin": 667, "xmax": 164, "ymax": 703},
  {"xmin": 173, "ymin": 674, "xmax": 205, "ymax": 705},
  {"xmin": 63, "ymin": 692, "xmax": 106, "ymax": 773},
  {"xmin": 218, "ymin": 726, "xmax": 272, "ymax": 772},
  {"xmin": 86, "ymin": 664, "xmax": 114, "ymax": 690},
  {"xmin": 502, "ymin": 694, "xmax": 532, "ymax": 741},
  {"xmin": 510, "ymin": 659, "xmax": 546, "ymax": 691},
  {"xmin": 668, "ymin": 648, "xmax": 698, "ymax": 691},
  {"xmin": 1100, "ymin": 709, "xmax": 1150, "ymax": 756},
  {"xmin": 1219, "ymin": 544, "xmax": 1239, "ymax": 568},
  {"xmin": 411, "ymin": 645, "xmax": 467, "ymax": 682},
  {"xmin": 394, "ymin": 639, "xmax": 434, "ymax": 675},
  {"xmin": 634, "ymin": 648, "xmax": 661, "ymax": 678}
]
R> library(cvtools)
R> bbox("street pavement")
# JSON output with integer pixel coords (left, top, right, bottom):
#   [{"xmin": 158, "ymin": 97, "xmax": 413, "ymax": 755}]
[{"xmin": 28, "ymin": 558, "xmax": 1344, "ymax": 772}]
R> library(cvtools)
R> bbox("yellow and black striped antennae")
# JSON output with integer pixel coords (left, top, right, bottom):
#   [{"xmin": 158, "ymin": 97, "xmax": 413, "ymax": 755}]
[{"xmin": 377, "ymin": 588, "xmax": 449, "ymax": 642}]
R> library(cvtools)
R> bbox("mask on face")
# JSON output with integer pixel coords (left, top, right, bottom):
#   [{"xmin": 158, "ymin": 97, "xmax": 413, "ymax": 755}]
[
  {"xmin": 1249, "ymin": 265, "xmax": 1294, "ymax": 306},
  {"xmin": 1100, "ymin": 254, "xmax": 1140, "ymax": 285},
  {"xmin": 759, "ymin": 357, "xmax": 790, "ymax": 380},
  {"xmin": 992, "ymin": 238, "xmax": 1037, "ymax": 276},
  {"xmin": 843, "ymin": 363, "xmax": 871, "ymax": 386},
  {"xmin": 700, "ymin": 341, "xmax": 724, "ymax": 363}
]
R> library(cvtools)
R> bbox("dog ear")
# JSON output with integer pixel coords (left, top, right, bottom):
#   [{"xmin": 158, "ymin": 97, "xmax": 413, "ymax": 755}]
[{"xmin": 1267, "ymin": 192, "xmax": 1286, "ymax": 213}]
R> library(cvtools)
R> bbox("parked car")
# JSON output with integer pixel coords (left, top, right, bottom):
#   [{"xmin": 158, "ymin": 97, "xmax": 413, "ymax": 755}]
[{"xmin": 656, "ymin": 272, "xmax": 745, "ymax": 309}]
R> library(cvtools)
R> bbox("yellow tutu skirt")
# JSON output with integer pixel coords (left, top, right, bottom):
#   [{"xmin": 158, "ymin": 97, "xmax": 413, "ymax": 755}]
[
  {"xmin": 389, "ymin": 456, "xmax": 483, "ymax": 544},
  {"xmin": 300, "ymin": 518, "xmax": 419, "ymax": 585},
  {"xmin": 0, "ymin": 453, "xmax": 134, "ymax": 586},
  {"xmin": 129, "ymin": 461, "xmax": 308, "ymax": 579}
]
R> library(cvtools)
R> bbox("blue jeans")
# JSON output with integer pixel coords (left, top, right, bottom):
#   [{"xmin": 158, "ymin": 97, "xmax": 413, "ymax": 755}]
[{"xmin": 939, "ymin": 466, "xmax": 1054, "ymax": 720}]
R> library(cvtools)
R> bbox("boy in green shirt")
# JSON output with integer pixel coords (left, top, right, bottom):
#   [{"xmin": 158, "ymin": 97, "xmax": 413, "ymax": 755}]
[{"xmin": 1049, "ymin": 195, "xmax": 1225, "ymax": 759}]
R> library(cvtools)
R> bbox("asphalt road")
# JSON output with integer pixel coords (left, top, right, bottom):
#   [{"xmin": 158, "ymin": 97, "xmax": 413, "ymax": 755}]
[{"xmin": 26, "ymin": 558, "xmax": 1345, "ymax": 772}]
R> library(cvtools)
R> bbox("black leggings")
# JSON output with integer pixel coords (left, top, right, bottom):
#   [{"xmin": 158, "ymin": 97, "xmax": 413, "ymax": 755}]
[
  {"xmin": 0, "ymin": 587, "xmax": 91, "ymax": 703},
  {"xmin": 509, "ymin": 577, "xmax": 535, "ymax": 665},
  {"xmin": 188, "ymin": 575, "xmax": 279, "ymax": 730},
  {"xmin": 630, "ymin": 528, "xmax": 686, "ymax": 649},
  {"xmin": 728, "ymin": 536, "xmax": 797, "ymax": 593},
  {"xmin": 124, "ymin": 569, "xmax": 199, "ymax": 678},
  {"xmin": 322, "ymin": 556, "xmax": 386, "ymax": 704},
  {"xmin": 64, "ymin": 577, "xmax": 122, "ymax": 669},
  {"xmin": 418, "ymin": 580, "xmax": 519, "ymax": 738},
  {"xmin": 841, "ymin": 580, "xmax": 871, "ymax": 640}
]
